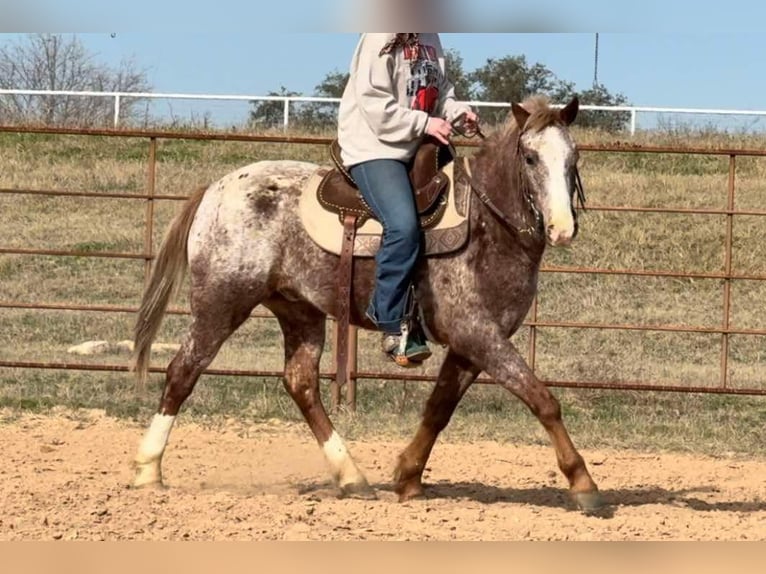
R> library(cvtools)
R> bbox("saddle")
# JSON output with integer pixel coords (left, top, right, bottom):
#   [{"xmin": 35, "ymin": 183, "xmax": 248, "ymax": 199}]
[
  {"xmin": 318, "ymin": 137, "xmax": 454, "ymax": 229},
  {"xmin": 319, "ymin": 138, "xmax": 455, "ymax": 402}
]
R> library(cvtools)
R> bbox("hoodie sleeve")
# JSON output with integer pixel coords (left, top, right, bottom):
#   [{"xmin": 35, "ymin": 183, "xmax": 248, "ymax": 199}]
[
  {"xmin": 351, "ymin": 34, "xmax": 430, "ymax": 143},
  {"xmin": 437, "ymin": 70, "xmax": 471, "ymax": 123}
]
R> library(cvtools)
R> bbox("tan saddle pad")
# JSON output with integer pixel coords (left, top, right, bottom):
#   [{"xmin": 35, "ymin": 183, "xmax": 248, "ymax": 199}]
[{"xmin": 300, "ymin": 157, "xmax": 472, "ymax": 257}]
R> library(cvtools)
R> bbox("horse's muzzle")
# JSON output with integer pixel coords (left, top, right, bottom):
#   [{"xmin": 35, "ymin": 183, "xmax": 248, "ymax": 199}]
[{"xmin": 546, "ymin": 224, "xmax": 575, "ymax": 247}]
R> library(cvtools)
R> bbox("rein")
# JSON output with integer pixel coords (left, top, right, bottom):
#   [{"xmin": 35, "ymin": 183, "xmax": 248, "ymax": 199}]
[
  {"xmin": 453, "ymin": 119, "xmax": 542, "ymax": 238},
  {"xmin": 452, "ymin": 117, "xmax": 586, "ymax": 240}
]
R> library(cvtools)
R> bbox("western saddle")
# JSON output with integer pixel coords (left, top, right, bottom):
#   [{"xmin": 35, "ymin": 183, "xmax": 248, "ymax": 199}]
[{"xmin": 318, "ymin": 137, "xmax": 454, "ymax": 398}]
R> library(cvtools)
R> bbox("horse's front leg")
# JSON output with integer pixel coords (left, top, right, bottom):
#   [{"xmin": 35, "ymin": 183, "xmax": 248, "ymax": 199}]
[
  {"xmin": 394, "ymin": 350, "xmax": 480, "ymax": 501},
  {"xmin": 451, "ymin": 325, "xmax": 603, "ymax": 514}
]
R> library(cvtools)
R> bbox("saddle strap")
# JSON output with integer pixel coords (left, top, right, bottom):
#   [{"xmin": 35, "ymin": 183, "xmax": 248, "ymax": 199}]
[{"xmin": 335, "ymin": 213, "xmax": 357, "ymax": 402}]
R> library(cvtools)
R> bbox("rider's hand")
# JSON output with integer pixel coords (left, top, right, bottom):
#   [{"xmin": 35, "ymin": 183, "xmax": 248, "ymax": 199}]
[
  {"xmin": 455, "ymin": 109, "xmax": 480, "ymax": 136},
  {"xmin": 461, "ymin": 110, "xmax": 480, "ymax": 131},
  {"xmin": 425, "ymin": 117, "xmax": 453, "ymax": 145}
]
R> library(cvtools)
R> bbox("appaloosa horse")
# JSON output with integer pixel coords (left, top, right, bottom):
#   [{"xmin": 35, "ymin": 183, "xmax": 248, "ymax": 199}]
[{"xmin": 130, "ymin": 95, "xmax": 603, "ymax": 513}]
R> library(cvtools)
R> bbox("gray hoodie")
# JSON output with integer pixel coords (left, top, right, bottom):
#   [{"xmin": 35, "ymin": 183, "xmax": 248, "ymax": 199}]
[{"xmin": 337, "ymin": 33, "xmax": 470, "ymax": 168}]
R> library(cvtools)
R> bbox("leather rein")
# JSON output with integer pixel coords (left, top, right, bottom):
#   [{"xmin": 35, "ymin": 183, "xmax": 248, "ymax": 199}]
[{"xmin": 452, "ymin": 117, "xmax": 586, "ymax": 240}]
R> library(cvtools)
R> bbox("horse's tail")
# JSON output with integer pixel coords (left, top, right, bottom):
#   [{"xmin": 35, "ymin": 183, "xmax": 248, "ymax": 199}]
[{"xmin": 131, "ymin": 185, "xmax": 207, "ymax": 388}]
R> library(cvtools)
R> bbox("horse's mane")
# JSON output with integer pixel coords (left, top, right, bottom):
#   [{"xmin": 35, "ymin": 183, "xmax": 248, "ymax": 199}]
[
  {"xmin": 472, "ymin": 95, "xmax": 565, "ymax": 165},
  {"xmin": 506, "ymin": 95, "xmax": 564, "ymax": 134}
]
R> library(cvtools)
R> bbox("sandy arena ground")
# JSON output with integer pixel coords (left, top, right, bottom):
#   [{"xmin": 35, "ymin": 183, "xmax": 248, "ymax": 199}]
[{"xmin": 2, "ymin": 409, "xmax": 766, "ymax": 541}]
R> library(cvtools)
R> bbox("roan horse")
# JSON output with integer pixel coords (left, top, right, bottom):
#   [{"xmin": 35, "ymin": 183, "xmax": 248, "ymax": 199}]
[{"xmin": 130, "ymin": 95, "xmax": 604, "ymax": 513}]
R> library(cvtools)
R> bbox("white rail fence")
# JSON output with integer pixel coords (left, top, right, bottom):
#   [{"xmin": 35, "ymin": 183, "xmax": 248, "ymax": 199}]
[{"xmin": 3, "ymin": 89, "xmax": 766, "ymax": 134}]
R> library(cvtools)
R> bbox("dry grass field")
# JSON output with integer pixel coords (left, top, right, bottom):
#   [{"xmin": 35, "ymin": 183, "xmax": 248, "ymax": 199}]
[{"xmin": 1, "ymin": 125, "xmax": 766, "ymax": 456}]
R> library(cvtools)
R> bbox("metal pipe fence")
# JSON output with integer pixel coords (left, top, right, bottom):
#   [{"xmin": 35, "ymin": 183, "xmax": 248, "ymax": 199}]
[{"xmin": 0, "ymin": 125, "xmax": 765, "ymax": 409}]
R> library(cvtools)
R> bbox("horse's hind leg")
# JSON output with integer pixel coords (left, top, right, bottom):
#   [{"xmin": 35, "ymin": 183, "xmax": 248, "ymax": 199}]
[
  {"xmin": 394, "ymin": 351, "xmax": 480, "ymax": 501},
  {"xmin": 133, "ymin": 288, "xmax": 256, "ymax": 488},
  {"xmin": 270, "ymin": 301, "xmax": 375, "ymax": 499}
]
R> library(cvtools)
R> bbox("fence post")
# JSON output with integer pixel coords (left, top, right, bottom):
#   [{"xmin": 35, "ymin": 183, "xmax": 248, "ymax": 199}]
[
  {"xmin": 528, "ymin": 295, "xmax": 538, "ymax": 373},
  {"xmin": 720, "ymin": 154, "xmax": 736, "ymax": 388},
  {"xmin": 345, "ymin": 325, "xmax": 358, "ymax": 411},
  {"xmin": 630, "ymin": 109, "xmax": 637, "ymax": 135},
  {"xmin": 330, "ymin": 321, "xmax": 359, "ymax": 412},
  {"xmin": 114, "ymin": 94, "xmax": 121, "ymax": 128},
  {"xmin": 283, "ymin": 99, "xmax": 290, "ymax": 132}
]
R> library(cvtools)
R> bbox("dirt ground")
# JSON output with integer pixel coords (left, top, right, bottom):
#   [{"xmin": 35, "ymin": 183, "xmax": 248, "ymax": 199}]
[{"xmin": 2, "ymin": 409, "xmax": 766, "ymax": 541}]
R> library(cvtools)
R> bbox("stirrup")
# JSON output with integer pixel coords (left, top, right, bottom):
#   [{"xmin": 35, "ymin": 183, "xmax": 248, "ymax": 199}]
[{"xmin": 382, "ymin": 321, "xmax": 432, "ymax": 367}]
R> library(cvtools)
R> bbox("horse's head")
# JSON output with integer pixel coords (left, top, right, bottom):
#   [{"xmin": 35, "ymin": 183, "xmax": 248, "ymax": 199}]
[{"xmin": 511, "ymin": 96, "xmax": 583, "ymax": 247}]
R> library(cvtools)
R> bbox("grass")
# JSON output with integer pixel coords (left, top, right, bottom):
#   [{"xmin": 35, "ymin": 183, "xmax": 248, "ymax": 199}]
[
  {"xmin": 1, "ymin": 367, "xmax": 765, "ymax": 457},
  {"xmin": 1, "ymin": 125, "xmax": 766, "ymax": 457}
]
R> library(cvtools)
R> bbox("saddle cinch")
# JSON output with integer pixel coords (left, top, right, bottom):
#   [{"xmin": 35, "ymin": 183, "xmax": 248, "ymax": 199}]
[{"xmin": 314, "ymin": 138, "xmax": 461, "ymax": 395}]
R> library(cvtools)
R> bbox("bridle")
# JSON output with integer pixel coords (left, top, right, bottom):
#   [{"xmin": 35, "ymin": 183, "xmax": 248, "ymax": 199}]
[{"xmin": 451, "ymin": 115, "xmax": 586, "ymax": 240}]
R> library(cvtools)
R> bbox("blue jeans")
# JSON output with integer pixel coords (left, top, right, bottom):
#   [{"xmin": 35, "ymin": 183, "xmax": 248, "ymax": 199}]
[{"xmin": 349, "ymin": 159, "xmax": 421, "ymax": 334}]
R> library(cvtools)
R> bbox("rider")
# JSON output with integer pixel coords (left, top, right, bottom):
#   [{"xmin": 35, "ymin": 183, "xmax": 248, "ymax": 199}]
[{"xmin": 337, "ymin": 33, "xmax": 479, "ymax": 366}]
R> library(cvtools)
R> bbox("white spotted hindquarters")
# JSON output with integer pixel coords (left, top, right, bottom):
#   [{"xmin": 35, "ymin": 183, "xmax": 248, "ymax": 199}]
[{"xmin": 133, "ymin": 413, "xmax": 176, "ymax": 487}]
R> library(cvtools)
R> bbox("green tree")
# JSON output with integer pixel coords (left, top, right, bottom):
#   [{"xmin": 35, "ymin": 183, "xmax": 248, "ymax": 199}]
[
  {"xmin": 250, "ymin": 50, "xmax": 631, "ymax": 134},
  {"xmin": 468, "ymin": 55, "xmax": 571, "ymax": 124},
  {"xmin": 574, "ymin": 83, "xmax": 631, "ymax": 132},
  {"xmin": 444, "ymin": 49, "xmax": 473, "ymax": 101},
  {"xmin": 249, "ymin": 72, "xmax": 350, "ymax": 132},
  {"xmin": 468, "ymin": 54, "xmax": 630, "ymax": 132},
  {"xmin": 248, "ymin": 86, "xmax": 300, "ymax": 130},
  {"xmin": 314, "ymin": 70, "xmax": 349, "ymax": 98},
  {"xmin": 298, "ymin": 70, "xmax": 349, "ymax": 131},
  {"xmin": 470, "ymin": 55, "xmax": 528, "ymax": 106}
]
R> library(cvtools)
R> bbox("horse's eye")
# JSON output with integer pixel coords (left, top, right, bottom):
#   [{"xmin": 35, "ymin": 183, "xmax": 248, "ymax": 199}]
[{"xmin": 524, "ymin": 153, "xmax": 537, "ymax": 166}]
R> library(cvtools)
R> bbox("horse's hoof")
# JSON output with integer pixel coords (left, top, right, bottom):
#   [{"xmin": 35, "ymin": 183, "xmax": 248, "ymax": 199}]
[
  {"xmin": 398, "ymin": 490, "xmax": 426, "ymax": 503},
  {"xmin": 572, "ymin": 491, "xmax": 607, "ymax": 516},
  {"xmin": 395, "ymin": 481, "xmax": 425, "ymax": 502},
  {"xmin": 339, "ymin": 482, "xmax": 377, "ymax": 500},
  {"xmin": 132, "ymin": 479, "xmax": 167, "ymax": 490},
  {"xmin": 133, "ymin": 459, "xmax": 166, "ymax": 489}
]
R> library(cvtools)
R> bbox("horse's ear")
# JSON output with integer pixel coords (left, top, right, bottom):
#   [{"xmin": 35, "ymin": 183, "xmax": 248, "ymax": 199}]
[
  {"xmin": 511, "ymin": 102, "xmax": 530, "ymax": 130},
  {"xmin": 560, "ymin": 96, "xmax": 579, "ymax": 126}
]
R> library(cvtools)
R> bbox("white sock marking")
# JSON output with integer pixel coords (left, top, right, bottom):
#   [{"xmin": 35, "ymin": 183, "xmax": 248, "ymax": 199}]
[
  {"xmin": 322, "ymin": 431, "xmax": 365, "ymax": 487},
  {"xmin": 136, "ymin": 413, "xmax": 176, "ymax": 464}
]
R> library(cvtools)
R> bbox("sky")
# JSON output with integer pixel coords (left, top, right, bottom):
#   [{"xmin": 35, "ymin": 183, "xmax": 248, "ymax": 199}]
[
  {"xmin": 58, "ymin": 32, "xmax": 763, "ymax": 111},
  {"xmin": 2, "ymin": 0, "xmax": 766, "ymax": 130}
]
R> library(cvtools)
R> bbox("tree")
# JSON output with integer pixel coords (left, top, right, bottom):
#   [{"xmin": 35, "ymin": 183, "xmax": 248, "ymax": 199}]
[
  {"xmin": 248, "ymin": 73, "xmax": 350, "ymax": 132},
  {"xmin": 300, "ymin": 70, "xmax": 349, "ymax": 131},
  {"xmin": 443, "ymin": 49, "xmax": 473, "ymax": 101},
  {"xmin": 574, "ymin": 83, "xmax": 631, "ymax": 132},
  {"xmin": 470, "ymin": 56, "xmax": 528, "ymax": 105},
  {"xmin": 314, "ymin": 70, "xmax": 349, "ymax": 99},
  {"xmin": 527, "ymin": 63, "xmax": 574, "ymax": 103},
  {"xmin": 468, "ymin": 54, "xmax": 630, "ymax": 132},
  {"xmin": 468, "ymin": 55, "xmax": 576, "ymax": 124},
  {"xmin": 249, "ymin": 48, "xmax": 632, "ymax": 134},
  {"xmin": 248, "ymin": 86, "xmax": 300, "ymax": 130},
  {"xmin": 0, "ymin": 34, "xmax": 151, "ymax": 127}
]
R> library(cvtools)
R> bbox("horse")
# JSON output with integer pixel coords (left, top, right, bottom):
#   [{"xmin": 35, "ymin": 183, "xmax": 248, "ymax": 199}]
[{"xmin": 130, "ymin": 94, "xmax": 604, "ymax": 513}]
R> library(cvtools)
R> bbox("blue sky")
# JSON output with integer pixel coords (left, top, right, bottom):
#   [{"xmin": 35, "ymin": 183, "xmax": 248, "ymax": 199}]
[
  {"xmin": 2, "ymin": 0, "xmax": 766, "ymax": 129},
  {"xmin": 49, "ymin": 32, "xmax": 766, "ymax": 111}
]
